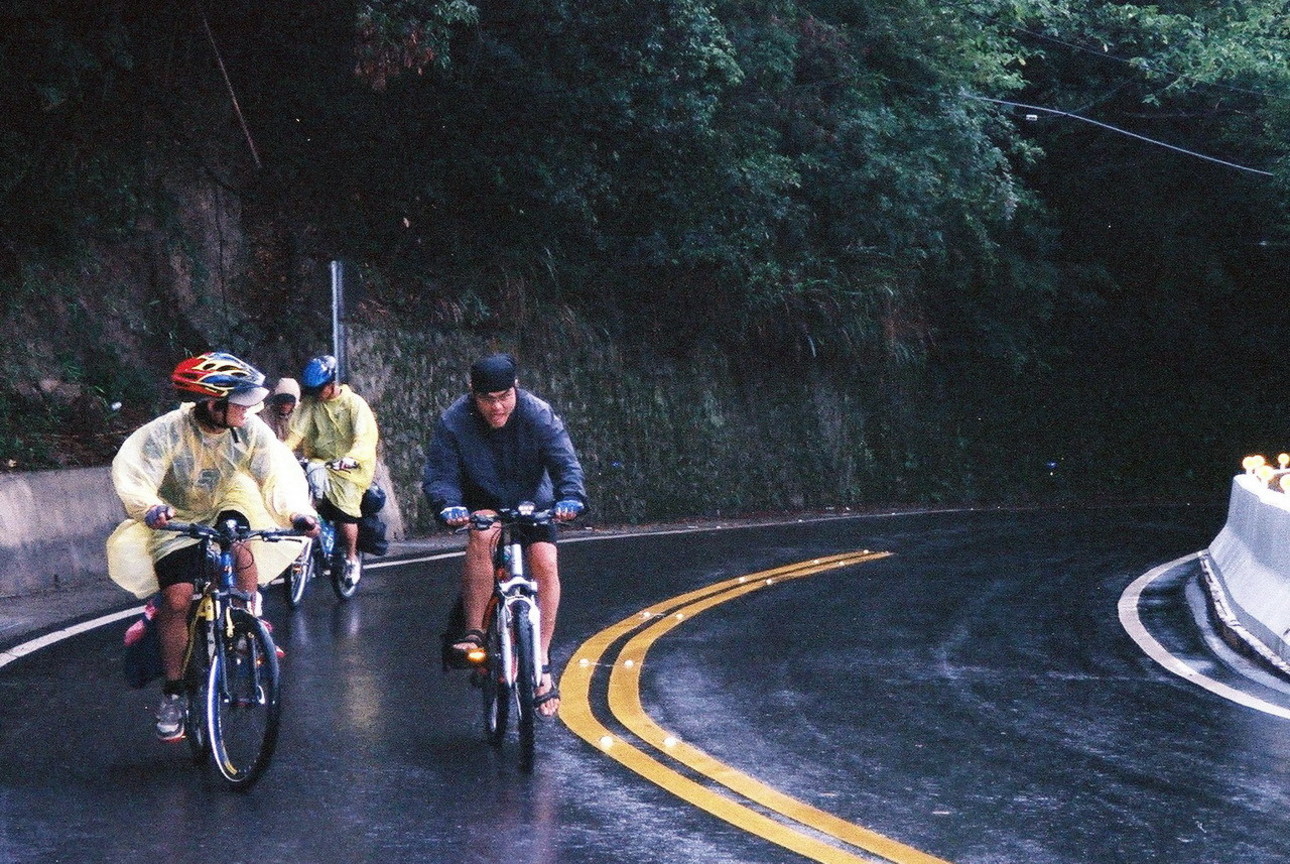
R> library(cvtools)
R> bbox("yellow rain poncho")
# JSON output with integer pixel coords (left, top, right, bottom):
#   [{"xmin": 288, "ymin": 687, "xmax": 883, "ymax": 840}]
[
  {"xmin": 106, "ymin": 404, "xmax": 315, "ymax": 599},
  {"xmin": 285, "ymin": 384, "xmax": 378, "ymax": 518}
]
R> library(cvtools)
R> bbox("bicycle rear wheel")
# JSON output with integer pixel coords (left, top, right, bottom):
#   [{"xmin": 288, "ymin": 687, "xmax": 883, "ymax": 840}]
[
  {"xmin": 330, "ymin": 549, "xmax": 360, "ymax": 601},
  {"xmin": 206, "ymin": 608, "xmax": 281, "ymax": 789},
  {"xmin": 513, "ymin": 598, "xmax": 539, "ymax": 770},
  {"xmin": 481, "ymin": 608, "xmax": 510, "ymax": 748}
]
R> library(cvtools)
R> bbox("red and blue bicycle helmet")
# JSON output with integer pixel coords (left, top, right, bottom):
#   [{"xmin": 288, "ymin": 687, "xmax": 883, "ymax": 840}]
[
  {"xmin": 301, "ymin": 355, "xmax": 338, "ymax": 393},
  {"xmin": 171, "ymin": 352, "xmax": 268, "ymax": 406}
]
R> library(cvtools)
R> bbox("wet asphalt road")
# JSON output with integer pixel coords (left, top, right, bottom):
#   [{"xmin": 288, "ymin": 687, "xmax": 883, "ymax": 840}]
[{"xmin": 2, "ymin": 504, "xmax": 1288, "ymax": 864}]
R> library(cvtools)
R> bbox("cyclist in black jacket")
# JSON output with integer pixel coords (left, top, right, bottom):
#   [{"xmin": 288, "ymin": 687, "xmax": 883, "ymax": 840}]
[{"xmin": 422, "ymin": 353, "xmax": 586, "ymax": 717}]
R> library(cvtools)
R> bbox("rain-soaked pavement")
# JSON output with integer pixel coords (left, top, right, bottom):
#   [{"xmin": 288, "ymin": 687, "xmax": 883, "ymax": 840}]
[{"xmin": 3, "ymin": 504, "xmax": 1289, "ymax": 864}]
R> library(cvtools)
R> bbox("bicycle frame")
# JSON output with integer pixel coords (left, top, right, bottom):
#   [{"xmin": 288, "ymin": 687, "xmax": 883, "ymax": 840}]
[
  {"xmin": 178, "ymin": 518, "xmax": 268, "ymax": 686},
  {"xmin": 488, "ymin": 523, "xmax": 543, "ymax": 694}
]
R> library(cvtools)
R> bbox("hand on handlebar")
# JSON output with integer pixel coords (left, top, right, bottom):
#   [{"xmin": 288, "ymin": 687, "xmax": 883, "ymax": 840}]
[
  {"xmin": 291, "ymin": 513, "xmax": 321, "ymax": 538},
  {"xmin": 553, "ymin": 499, "xmax": 584, "ymax": 521},
  {"xmin": 328, "ymin": 457, "xmax": 359, "ymax": 471},
  {"xmin": 144, "ymin": 504, "xmax": 174, "ymax": 529},
  {"xmin": 440, "ymin": 506, "xmax": 470, "ymax": 528}
]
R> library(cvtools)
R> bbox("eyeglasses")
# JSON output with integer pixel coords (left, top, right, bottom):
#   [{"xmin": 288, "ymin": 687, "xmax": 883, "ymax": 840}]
[{"xmin": 473, "ymin": 389, "xmax": 514, "ymax": 406}]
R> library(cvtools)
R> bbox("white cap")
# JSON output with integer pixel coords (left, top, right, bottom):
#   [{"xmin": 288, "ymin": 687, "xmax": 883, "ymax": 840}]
[{"xmin": 271, "ymin": 377, "xmax": 301, "ymax": 400}]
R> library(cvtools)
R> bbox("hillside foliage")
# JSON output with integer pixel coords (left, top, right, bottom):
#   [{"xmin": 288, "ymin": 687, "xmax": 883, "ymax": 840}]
[{"xmin": 1, "ymin": 0, "xmax": 1287, "ymax": 512}]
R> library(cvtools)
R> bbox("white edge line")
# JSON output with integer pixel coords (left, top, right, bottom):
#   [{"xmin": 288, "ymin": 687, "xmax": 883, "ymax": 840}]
[
  {"xmin": 1118, "ymin": 552, "xmax": 1290, "ymax": 721},
  {"xmin": 0, "ymin": 606, "xmax": 142, "ymax": 670}
]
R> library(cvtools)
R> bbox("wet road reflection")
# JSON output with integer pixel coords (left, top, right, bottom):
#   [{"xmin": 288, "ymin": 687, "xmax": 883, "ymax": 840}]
[{"xmin": 2, "ymin": 505, "xmax": 1287, "ymax": 864}]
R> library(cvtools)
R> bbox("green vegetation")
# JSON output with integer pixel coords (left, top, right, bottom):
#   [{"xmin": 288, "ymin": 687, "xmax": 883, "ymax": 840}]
[{"xmin": 0, "ymin": 0, "xmax": 1286, "ymax": 516}]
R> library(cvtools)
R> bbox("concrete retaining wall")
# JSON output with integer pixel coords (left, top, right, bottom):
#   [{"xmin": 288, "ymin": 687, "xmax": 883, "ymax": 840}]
[
  {"xmin": 1203, "ymin": 474, "xmax": 1290, "ymax": 672},
  {"xmin": 0, "ymin": 467, "xmax": 123, "ymax": 596},
  {"xmin": 0, "ymin": 463, "xmax": 405, "ymax": 599}
]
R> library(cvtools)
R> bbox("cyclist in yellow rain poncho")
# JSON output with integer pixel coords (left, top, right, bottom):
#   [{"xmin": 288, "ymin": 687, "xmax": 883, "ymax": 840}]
[
  {"xmin": 106, "ymin": 352, "xmax": 320, "ymax": 741},
  {"xmin": 284, "ymin": 355, "xmax": 379, "ymax": 588}
]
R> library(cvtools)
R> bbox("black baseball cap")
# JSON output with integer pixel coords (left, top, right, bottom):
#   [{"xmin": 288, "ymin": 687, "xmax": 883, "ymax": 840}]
[{"xmin": 470, "ymin": 353, "xmax": 518, "ymax": 393}]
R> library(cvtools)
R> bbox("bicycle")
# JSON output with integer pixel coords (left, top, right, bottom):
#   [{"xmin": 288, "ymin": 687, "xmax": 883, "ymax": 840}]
[
  {"xmin": 284, "ymin": 511, "xmax": 357, "ymax": 605},
  {"xmin": 463, "ymin": 503, "xmax": 552, "ymax": 771},
  {"xmin": 159, "ymin": 517, "xmax": 304, "ymax": 789},
  {"xmin": 284, "ymin": 460, "xmax": 361, "ymax": 606}
]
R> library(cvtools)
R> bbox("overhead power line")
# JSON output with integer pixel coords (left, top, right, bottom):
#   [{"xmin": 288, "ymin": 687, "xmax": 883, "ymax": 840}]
[{"xmin": 967, "ymin": 94, "xmax": 1276, "ymax": 177}]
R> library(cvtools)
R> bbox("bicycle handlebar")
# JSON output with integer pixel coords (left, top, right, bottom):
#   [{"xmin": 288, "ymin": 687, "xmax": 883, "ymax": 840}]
[
  {"xmin": 457, "ymin": 505, "xmax": 556, "ymax": 533},
  {"xmin": 157, "ymin": 520, "xmax": 307, "ymax": 546}
]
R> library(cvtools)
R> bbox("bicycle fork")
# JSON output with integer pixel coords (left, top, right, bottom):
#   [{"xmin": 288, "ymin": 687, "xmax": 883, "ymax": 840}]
[{"xmin": 496, "ymin": 594, "xmax": 541, "ymax": 688}]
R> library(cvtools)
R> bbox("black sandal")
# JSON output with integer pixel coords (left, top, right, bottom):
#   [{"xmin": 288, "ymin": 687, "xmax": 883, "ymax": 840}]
[
  {"xmin": 533, "ymin": 665, "xmax": 560, "ymax": 718},
  {"xmin": 441, "ymin": 628, "xmax": 486, "ymax": 672}
]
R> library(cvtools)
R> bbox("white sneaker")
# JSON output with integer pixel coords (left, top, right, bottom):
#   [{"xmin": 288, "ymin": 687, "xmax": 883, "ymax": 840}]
[
  {"xmin": 155, "ymin": 693, "xmax": 186, "ymax": 742},
  {"xmin": 344, "ymin": 558, "xmax": 361, "ymax": 587}
]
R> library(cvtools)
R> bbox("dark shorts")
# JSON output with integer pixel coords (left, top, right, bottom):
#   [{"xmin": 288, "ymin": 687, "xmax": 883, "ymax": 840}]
[
  {"xmin": 317, "ymin": 497, "xmax": 360, "ymax": 525},
  {"xmin": 154, "ymin": 543, "xmax": 209, "ymax": 591},
  {"xmin": 153, "ymin": 509, "xmax": 247, "ymax": 590},
  {"xmin": 513, "ymin": 522, "xmax": 558, "ymax": 546}
]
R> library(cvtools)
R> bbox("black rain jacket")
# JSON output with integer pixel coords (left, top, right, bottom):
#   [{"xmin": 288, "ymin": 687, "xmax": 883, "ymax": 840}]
[{"xmin": 421, "ymin": 389, "xmax": 587, "ymax": 519}]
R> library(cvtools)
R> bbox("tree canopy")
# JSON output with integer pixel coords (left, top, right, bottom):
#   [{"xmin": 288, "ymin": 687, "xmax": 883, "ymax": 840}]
[{"xmin": 1, "ymin": 0, "xmax": 1286, "ymax": 499}]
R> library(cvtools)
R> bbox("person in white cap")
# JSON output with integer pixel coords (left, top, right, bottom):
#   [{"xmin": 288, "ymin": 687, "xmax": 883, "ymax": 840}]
[
  {"xmin": 107, "ymin": 352, "xmax": 319, "ymax": 741},
  {"xmin": 265, "ymin": 376, "xmax": 301, "ymax": 441}
]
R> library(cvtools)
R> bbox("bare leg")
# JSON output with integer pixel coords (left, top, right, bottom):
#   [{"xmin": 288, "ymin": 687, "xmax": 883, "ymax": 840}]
[
  {"xmin": 233, "ymin": 541, "xmax": 260, "ymax": 607},
  {"xmin": 526, "ymin": 541, "xmax": 561, "ymax": 717},
  {"xmin": 158, "ymin": 582, "xmax": 195, "ymax": 682},
  {"xmin": 339, "ymin": 522, "xmax": 359, "ymax": 560},
  {"xmin": 458, "ymin": 518, "xmax": 499, "ymax": 642}
]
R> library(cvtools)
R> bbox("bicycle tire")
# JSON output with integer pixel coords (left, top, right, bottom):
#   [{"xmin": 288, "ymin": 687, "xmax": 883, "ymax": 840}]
[
  {"xmin": 481, "ymin": 606, "xmax": 510, "ymax": 748},
  {"xmin": 206, "ymin": 609, "xmax": 281, "ymax": 789},
  {"xmin": 513, "ymin": 598, "xmax": 539, "ymax": 770},
  {"xmin": 284, "ymin": 540, "xmax": 312, "ymax": 608},
  {"xmin": 185, "ymin": 622, "xmax": 212, "ymax": 764},
  {"xmin": 330, "ymin": 549, "xmax": 360, "ymax": 601}
]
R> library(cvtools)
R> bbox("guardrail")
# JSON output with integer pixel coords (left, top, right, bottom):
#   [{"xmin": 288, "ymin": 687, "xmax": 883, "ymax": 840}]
[{"xmin": 1203, "ymin": 469, "xmax": 1290, "ymax": 674}]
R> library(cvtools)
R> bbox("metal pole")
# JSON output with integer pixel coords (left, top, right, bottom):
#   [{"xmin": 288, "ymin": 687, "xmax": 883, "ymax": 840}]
[{"xmin": 330, "ymin": 259, "xmax": 346, "ymax": 380}]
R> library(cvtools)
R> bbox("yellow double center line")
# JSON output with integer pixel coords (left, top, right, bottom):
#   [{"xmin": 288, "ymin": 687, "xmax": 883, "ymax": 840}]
[{"xmin": 560, "ymin": 550, "xmax": 953, "ymax": 864}]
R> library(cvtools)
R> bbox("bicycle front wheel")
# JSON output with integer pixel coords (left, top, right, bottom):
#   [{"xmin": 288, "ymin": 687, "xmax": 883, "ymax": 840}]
[
  {"xmin": 481, "ymin": 608, "xmax": 510, "ymax": 748},
  {"xmin": 284, "ymin": 540, "xmax": 312, "ymax": 608},
  {"xmin": 206, "ymin": 609, "xmax": 282, "ymax": 789},
  {"xmin": 513, "ymin": 598, "xmax": 539, "ymax": 770}
]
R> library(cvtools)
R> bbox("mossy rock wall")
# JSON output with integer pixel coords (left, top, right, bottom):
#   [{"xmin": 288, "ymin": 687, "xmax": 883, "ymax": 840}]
[{"xmin": 346, "ymin": 321, "xmax": 879, "ymax": 533}]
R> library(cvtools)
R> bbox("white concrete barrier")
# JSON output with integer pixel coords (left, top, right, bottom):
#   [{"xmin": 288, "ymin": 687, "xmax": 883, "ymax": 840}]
[
  {"xmin": 1203, "ymin": 474, "xmax": 1290, "ymax": 672},
  {"xmin": 0, "ymin": 467, "xmax": 122, "ymax": 596},
  {"xmin": 0, "ymin": 463, "xmax": 405, "ymax": 599}
]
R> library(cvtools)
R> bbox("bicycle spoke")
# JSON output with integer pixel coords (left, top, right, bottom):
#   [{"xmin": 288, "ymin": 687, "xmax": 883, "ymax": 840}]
[{"xmin": 330, "ymin": 547, "xmax": 359, "ymax": 600}]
